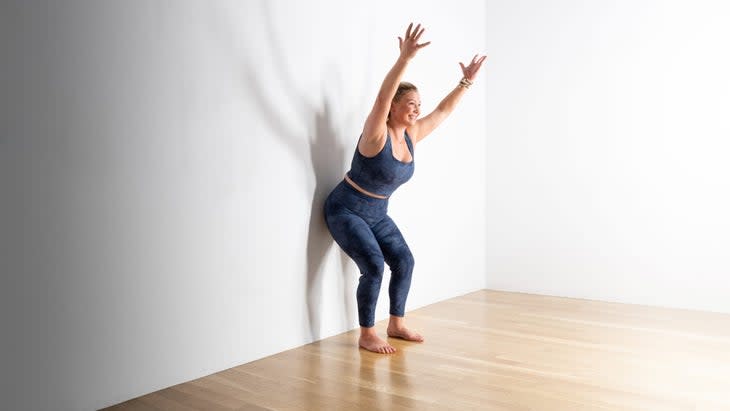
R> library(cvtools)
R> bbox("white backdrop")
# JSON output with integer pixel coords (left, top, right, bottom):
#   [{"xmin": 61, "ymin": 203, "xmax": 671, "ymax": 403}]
[
  {"xmin": 484, "ymin": 0, "xmax": 730, "ymax": 313},
  {"xmin": 1, "ymin": 1, "xmax": 486, "ymax": 409}
]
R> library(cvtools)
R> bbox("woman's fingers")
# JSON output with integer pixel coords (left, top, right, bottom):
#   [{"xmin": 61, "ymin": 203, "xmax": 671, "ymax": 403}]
[
  {"xmin": 473, "ymin": 55, "xmax": 487, "ymax": 72},
  {"xmin": 467, "ymin": 55, "xmax": 487, "ymax": 70},
  {"xmin": 459, "ymin": 54, "xmax": 488, "ymax": 81},
  {"xmin": 404, "ymin": 23, "xmax": 426, "ymax": 43},
  {"xmin": 399, "ymin": 23, "xmax": 430, "ymax": 56},
  {"xmin": 413, "ymin": 24, "xmax": 423, "ymax": 40},
  {"xmin": 413, "ymin": 25, "xmax": 428, "ymax": 48}
]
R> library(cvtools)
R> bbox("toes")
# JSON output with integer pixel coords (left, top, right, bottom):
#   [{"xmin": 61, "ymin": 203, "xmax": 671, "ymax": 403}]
[
  {"xmin": 361, "ymin": 341, "xmax": 395, "ymax": 354},
  {"xmin": 378, "ymin": 344, "xmax": 395, "ymax": 354}
]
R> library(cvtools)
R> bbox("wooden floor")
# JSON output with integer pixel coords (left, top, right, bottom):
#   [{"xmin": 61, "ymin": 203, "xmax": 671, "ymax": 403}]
[{"xmin": 105, "ymin": 290, "xmax": 730, "ymax": 410}]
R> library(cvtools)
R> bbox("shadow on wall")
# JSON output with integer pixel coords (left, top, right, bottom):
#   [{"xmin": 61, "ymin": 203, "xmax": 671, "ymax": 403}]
[
  {"xmin": 306, "ymin": 97, "xmax": 355, "ymax": 341},
  {"xmin": 205, "ymin": 1, "xmax": 362, "ymax": 341}
]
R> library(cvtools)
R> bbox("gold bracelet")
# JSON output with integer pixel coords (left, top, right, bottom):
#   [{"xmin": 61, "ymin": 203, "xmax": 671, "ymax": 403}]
[{"xmin": 459, "ymin": 77, "xmax": 473, "ymax": 89}]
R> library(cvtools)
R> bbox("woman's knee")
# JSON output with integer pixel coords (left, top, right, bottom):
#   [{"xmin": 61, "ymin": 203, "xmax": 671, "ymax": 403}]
[
  {"xmin": 357, "ymin": 253, "xmax": 385, "ymax": 277},
  {"xmin": 391, "ymin": 250, "xmax": 415, "ymax": 275}
]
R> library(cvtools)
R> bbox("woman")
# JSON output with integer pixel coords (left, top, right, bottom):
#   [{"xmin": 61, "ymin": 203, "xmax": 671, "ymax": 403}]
[{"xmin": 324, "ymin": 23, "xmax": 486, "ymax": 354}]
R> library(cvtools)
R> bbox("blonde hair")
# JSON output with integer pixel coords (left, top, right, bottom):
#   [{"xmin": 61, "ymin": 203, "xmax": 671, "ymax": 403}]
[
  {"xmin": 388, "ymin": 82, "xmax": 418, "ymax": 119},
  {"xmin": 393, "ymin": 82, "xmax": 418, "ymax": 103}
]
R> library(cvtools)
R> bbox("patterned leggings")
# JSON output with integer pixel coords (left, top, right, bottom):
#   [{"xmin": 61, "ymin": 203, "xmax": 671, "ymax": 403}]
[{"xmin": 324, "ymin": 181, "xmax": 415, "ymax": 327}]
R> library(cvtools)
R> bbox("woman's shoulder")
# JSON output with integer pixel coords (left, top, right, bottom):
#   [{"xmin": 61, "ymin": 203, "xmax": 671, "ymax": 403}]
[{"xmin": 358, "ymin": 129, "xmax": 388, "ymax": 158}]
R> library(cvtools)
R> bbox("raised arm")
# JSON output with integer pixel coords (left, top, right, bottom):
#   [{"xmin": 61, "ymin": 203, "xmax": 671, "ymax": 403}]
[
  {"xmin": 411, "ymin": 54, "xmax": 487, "ymax": 143},
  {"xmin": 359, "ymin": 23, "xmax": 431, "ymax": 157}
]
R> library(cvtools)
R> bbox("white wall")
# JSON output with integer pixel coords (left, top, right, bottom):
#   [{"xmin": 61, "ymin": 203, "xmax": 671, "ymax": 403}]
[
  {"xmin": 484, "ymin": 1, "xmax": 730, "ymax": 313},
  {"xmin": 1, "ymin": 1, "xmax": 486, "ymax": 410}
]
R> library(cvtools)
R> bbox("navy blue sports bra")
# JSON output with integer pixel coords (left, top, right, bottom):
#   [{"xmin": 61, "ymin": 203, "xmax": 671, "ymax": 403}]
[{"xmin": 347, "ymin": 133, "xmax": 415, "ymax": 197}]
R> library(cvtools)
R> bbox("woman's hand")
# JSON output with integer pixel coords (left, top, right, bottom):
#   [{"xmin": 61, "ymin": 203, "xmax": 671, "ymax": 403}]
[
  {"xmin": 459, "ymin": 54, "xmax": 487, "ymax": 82},
  {"xmin": 398, "ymin": 23, "xmax": 431, "ymax": 61}
]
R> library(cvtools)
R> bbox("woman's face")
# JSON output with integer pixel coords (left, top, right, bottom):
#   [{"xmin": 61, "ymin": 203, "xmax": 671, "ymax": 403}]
[{"xmin": 390, "ymin": 91, "xmax": 421, "ymax": 126}]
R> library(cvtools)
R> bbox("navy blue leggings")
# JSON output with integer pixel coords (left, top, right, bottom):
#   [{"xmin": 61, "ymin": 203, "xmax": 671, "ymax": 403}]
[{"xmin": 324, "ymin": 181, "xmax": 415, "ymax": 328}]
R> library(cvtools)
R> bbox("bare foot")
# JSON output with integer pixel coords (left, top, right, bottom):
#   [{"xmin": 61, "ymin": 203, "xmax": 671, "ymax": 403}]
[
  {"xmin": 387, "ymin": 316, "xmax": 424, "ymax": 342},
  {"xmin": 387, "ymin": 325, "xmax": 424, "ymax": 342},
  {"xmin": 359, "ymin": 328, "xmax": 396, "ymax": 354}
]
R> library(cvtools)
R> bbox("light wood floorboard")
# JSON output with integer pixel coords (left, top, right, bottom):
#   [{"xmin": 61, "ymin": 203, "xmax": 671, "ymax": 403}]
[{"xmin": 103, "ymin": 289, "xmax": 730, "ymax": 410}]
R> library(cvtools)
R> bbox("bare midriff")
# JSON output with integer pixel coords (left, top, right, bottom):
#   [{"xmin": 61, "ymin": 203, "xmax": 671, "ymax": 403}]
[{"xmin": 344, "ymin": 174, "xmax": 388, "ymax": 199}]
